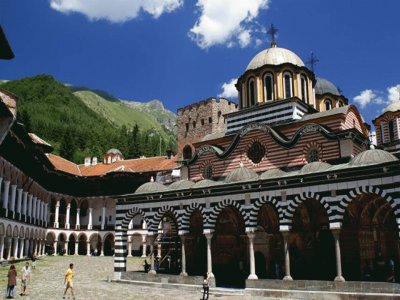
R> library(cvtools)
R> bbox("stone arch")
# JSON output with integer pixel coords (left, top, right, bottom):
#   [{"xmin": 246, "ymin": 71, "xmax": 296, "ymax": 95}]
[
  {"xmin": 249, "ymin": 195, "xmax": 282, "ymax": 229},
  {"xmin": 103, "ymin": 232, "xmax": 115, "ymax": 256},
  {"xmin": 12, "ymin": 225, "xmax": 18, "ymax": 238},
  {"xmin": 149, "ymin": 205, "xmax": 180, "ymax": 232},
  {"xmin": 19, "ymin": 226, "xmax": 24, "ymax": 238},
  {"xmin": 207, "ymin": 199, "xmax": 248, "ymax": 230},
  {"xmin": 6, "ymin": 224, "xmax": 12, "ymax": 237},
  {"xmin": 285, "ymin": 192, "xmax": 332, "ymax": 228},
  {"xmin": 120, "ymin": 207, "xmax": 148, "ymax": 231},
  {"xmin": 0, "ymin": 223, "xmax": 4, "ymax": 236},
  {"xmin": 181, "ymin": 203, "xmax": 206, "ymax": 232}
]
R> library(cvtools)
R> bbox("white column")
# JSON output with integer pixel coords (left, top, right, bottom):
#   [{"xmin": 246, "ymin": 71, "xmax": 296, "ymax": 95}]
[
  {"xmin": 13, "ymin": 237, "xmax": 19, "ymax": 258},
  {"xmin": 64, "ymin": 241, "xmax": 68, "ymax": 255},
  {"xmin": 101, "ymin": 206, "xmax": 106, "ymax": 230},
  {"xmin": 39, "ymin": 201, "xmax": 44, "ymax": 223},
  {"xmin": 141, "ymin": 235, "xmax": 147, "ymax": 258},
  {"xmin": 205, "ymin": 233, "xmax": 214, "ymax": 278},
  {"xmin": 0, "ymin": 236, "xmax": 4, "ymax": 260},
  {"xmin": 24, "ymin": 240, "xmax": 29, "ymax": 257},
  {"xmin": 86, "ymin": 240, "xmax": 91, "ymax": 256},
  {"xmin": 148, "ymin": 236, "xmax": 156, "ymax": 274},
  {"xmin": 74, "ymin": 242, "xmax": 79, "ymax": 255},
  {"xmin": 333, "ymin": 229, "xmax": 345, "ymax": 282},
  {"xmin": 2, "ymin": 180, "xmax": 10, "ymax": 216},
  {"xmin": 180, "ymin": 234, "xmax": 188, "ymax": 276},
  {"xmin": 282, "ymin": 231, "xmax": 293, "ymax": 280},
  {"xmin": 54, "ymin": 200, "xmax": 60, "ymax": 228},
  {"xmin": 22, "ymin": 192, "xmax": 28, "ymax": 222},
  {"xmin": 19, "ymin": 238, "xmax": 24, "ymax": 258},
  {"xmin": 28, "ymin": 194, "xmax": 33, "ymax": 221},
  {"xmin": 53, "ymin": 240, "xmax": 57, "ymax": 256},
  {"xmin": 6, "ymin": 237, "xmax": 12, "ymax": 260},
  {"xmin": 32, "ymin": 196, "xmax": 37, "ymax": 223},
  {"xmin": 36, "ymin": 198, "xmax": 41, "ymax": 221},
  {"xmin": 127, "ymin": 237, "xmax": 132, "ymax": 257},
  {"xmin": 247, "ymin": 232, "xmax": 258, "ymax": 280},
  {"xmin": 65, "ymin": 202, "xmax": 71, "ymax": 229},
  {"xmin": 76, "ymin": 208, "xmax": 80, "ymax": 230},
  {"xmin": 44, "ymin": 203, "xmax": 48, "ymax": 226},
  {"xmin": 88, "ymin": 207, "xmax": 93, "ymax": 230},
  {"xmin": 10, "ymin": 184, "xmax": 17, "ymax": 218},
  {"xmin": 100, "ymin": 240, "xmax": 104, "ymax": 256},
  {"xmin": 16, "ymin": 188, "xmax": 23, "ymax": 219}
]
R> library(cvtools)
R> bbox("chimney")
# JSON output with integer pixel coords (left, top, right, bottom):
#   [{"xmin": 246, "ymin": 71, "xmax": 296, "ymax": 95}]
[
  {"xmin": 84, "ymin": 157, "xmax": 91, "ymax": 167},
  {"xmin": 92, "ymin": 157, "xmax": 98, "ymax": 166},
  {"xmin": 166, "ymin": 149, "xmax": 174, "ymax": 159}
]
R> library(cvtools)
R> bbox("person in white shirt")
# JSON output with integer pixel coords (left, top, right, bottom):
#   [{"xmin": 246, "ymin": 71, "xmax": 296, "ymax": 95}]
[{"xmin": 20, "ymin": 262, "xmax": 31, "ymax": 296}]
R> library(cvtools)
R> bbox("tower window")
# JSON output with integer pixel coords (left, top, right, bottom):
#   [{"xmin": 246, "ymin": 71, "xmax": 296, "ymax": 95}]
[
  {"xmin": 263, "ymin": 73, "xmax": 274, "ymax": 101},
  {"xmin": 201, "ymin": 119, "xmax": 204, "ymax": 126},
  {"xmin": 193, "ymin": 121, "xmax": 196, "ymax": 128},
  {"xmin": 325, "ymin": 99, "xmax": 332, "ymax": 111},
  {"xmin": 185, "ymin": 123, "xmax": 189, "ymax": 132},
  {"xmin": 203, "ymin": 164, "xmax": 213, "ymax": 179},
  {"xmin": 283, "ymin": 72, "xmax": 293, "ymax": 98},
  {"xmin": 247, "ymin": 78, "xmax": 256, "ymax": 106},
  {"xmin": 389, "ymin": 119, "xmax": 395, "ymax": 142},
  {"xmin": 209, "ymin": 117, "xmax": 212, "ymax": 124},
  {"xmin": 300, "ymin": 75, "xmax": 308, "ymax": 103},
  {"xmin": 183, "ymin": 145, "xmax": 192, "ymax": 160}
]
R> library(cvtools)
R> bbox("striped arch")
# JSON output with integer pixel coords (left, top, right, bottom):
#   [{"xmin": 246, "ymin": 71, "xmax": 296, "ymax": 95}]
[
  {"xmin": 248, "ymin": 195, "xmax": 282, "ymax": 229},
  {"xmin": 206, "ymin": 199, "xmax": 249, "ymax": 230},
  {"xmin": 285, "ymin": 191, "xmax": 333, "ymax": 228},
  {"xmin": 336, "ymin": 186, "xmax": 400, "ymax": 236},
  {"xmin": 120, "ymin": 207, "xmax": 147, "ymax": 231},
  {"xmin": 180, "ymin": 203, "xmax": 206, "ymax": 232},
  {"xmin": 149, "ymin": 205, "xmax": 180, "ymax": 233}
]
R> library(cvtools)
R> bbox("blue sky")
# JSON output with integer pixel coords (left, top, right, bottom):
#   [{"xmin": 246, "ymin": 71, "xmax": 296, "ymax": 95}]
[{"xmin": 1, "ymin": 0, "xmax": 399, "ymax": 130}]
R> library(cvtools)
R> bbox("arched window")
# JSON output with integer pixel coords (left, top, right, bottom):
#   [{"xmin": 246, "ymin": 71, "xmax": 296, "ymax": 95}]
[
  {"xmin": 307, "ymin": 147, "xmax": 320, "ymax": 163},
  {"xmin": 337, "ymin": 101, "xmax": 343, "ymax": 108},
  {"xmin": 325, "ymin": 99, "xmax": 332, "ymax": 111},
  {"xmin": 263, "ymin": 73, "xmax": 274, "ymax": 102},
  {"xmin": 203, "ymin": 164, "xmax": 213, "ymax": 179},
  {"xmin": 283, "ymin": 72, "xmax": 293, "ymax": 98},
  {"xmin": 247, "ymin": 78, "xmax": 256, "ymax": 106},
  {"xmin": 182, "ymin": 145, "xmax": 192, "ymax": 160},
  {"xmin": 300, "ymin": 75, "xmax": 308, "ymax": 103},
  {"xmin": 389, "ymin": 119, "xmax": 395, "ymax": 142}
]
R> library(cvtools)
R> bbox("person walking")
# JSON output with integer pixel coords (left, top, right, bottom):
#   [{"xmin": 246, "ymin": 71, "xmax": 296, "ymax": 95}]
[
  {"xmin": 201, "ymin": 273, "xmax": 210, "ymax": 300},
  {"xmin": 31, "ymin": 253, "xmax": 36, "ymax": 270},
  {"xmin": 63, "ymin": 263, "xmax": 75, "ymax": 300},
  {"xmin": 6, "ymin": 264, "xmax": 17, "ymax": 299},
  {"xmin": 20, "ymin": 262, "xmax": 31, "ymax": 296}
]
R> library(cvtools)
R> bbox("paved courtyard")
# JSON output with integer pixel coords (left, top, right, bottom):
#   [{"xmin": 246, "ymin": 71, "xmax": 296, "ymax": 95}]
[{"xmin": 0, "ymin": 256, "xmax": 279, "ymax": 300}]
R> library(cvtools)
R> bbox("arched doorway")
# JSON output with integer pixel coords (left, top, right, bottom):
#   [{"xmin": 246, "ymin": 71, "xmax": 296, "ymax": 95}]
[
  {"xmin": 213, "ymin": 206, "xmax": 246, "ymax": 288},
  {"xmin": 103, "ymin": 234, "xmax": 114, "ymax": 256},
  {"xmin": 78, "ymin": 234, "xmax": 87, "ymax": 255},
  {"xmin": 187, "ymin": 208, "xmax": 206, "ymax": 276},
  {"xmin": 256, "ymin": 203, "xmax": 282, "ymax": 279},
  {"xmin": 57, "ymin": 233, "xmax": 67, "ymax": 255},
  {"xmin": 289, "ymin": 199, "xmax": 335, "ymax": 280},
  {"xmin": 131, "ymin": 234, "xmax": 142, "ymax": 257},
  {"xmin": 341, "ymin": 193, "xmax": 398, "ymax": 281},
  {"xmin": 90, "ymin": 233, "xmax": 102, "ymax": 256},
  {"xmin": 68, "ymin": 234, "xmax": 76, "ymax": 255},
  {"xmin": 45, "ymin": 232, "xmax": 55, "ymax": 255}
]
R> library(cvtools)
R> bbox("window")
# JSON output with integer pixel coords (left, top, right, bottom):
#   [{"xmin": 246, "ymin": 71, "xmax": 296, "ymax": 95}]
[
  {"xmin": 283, "ymin": 72, "xmax": 293, "ymax": 98},
  {"xmin": 247, "ymin": 78, "xmax": 256, "ymax": 106},
  {"xmin": 300, "ymin": 75, "xmax": 308, "ymax": 103},
  {"xmin": 99, "ymin": 216, "xmax": 101, "ymax": 222},
  {"xmin": 338, "ymin": 101, "xmax": 343, "ymax": 107},
  {"xmin": 263, "ymin": 73, "xmax": 274, "ymax": 101},
  {"xmin": 109, "ymin": 215, "xmax": 112, "ymax": 222},
  {"xmin": 307, "ymin": 147, "xmax": 320, "ymax": 163},
  {"xmin": 185, "ymin": 123, "xmax": 189, "ymax": 132},
  {"xmin": 209, "ymin": 117, "xmax": 212, "ymax": 124},
  {"xmin": 325, "ymin": 99, "xmax": 332, "ymax": 111},
  {"xmin": 203, "ymin": 164, "xmax": 213, "ymax": 179},
  {"xmin": 217, "ymin": 111, "xmax": 222, "ymax": 123},
  {"xmin": 183, "ymin": 145, "xmax": 192, "ymax": 160},
  {"xmin": 247, "ymin": 141, "xmax": 266, "ymax": 164},
  {"xmin": 193, "ymin": 121, "xmax": 196, "ymax": 128},
  {"xmin": 389, "ymin": 119, "xmax": 395, "ymax": 142},
  {"xmin": 201, "ymin": 119, "xmax": 204, "ymax": 126}
]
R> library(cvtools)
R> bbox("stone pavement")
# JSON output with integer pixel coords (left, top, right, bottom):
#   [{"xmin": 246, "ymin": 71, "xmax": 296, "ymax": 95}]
[{"xmin": 3, "ymin": 256, "xmax": 280, "ymax": 300}]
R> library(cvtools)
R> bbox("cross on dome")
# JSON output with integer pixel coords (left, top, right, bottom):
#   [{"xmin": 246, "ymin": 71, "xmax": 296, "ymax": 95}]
[
  {"xmin": 306, "ymin": 51, "xmax": 319, "ymax": 72},
  {"xmin": 267, "ymin": 24, "xmax": 278, "ymax": 47}
]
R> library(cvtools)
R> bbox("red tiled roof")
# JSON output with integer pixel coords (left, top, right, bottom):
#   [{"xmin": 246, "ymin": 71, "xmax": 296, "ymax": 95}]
[{"xmin": 47, "ymin": 154, "xmax": 178, "ymax": 177}]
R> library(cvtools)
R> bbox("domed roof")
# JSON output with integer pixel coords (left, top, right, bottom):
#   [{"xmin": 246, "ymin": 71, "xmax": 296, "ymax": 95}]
[
  {"xmin": 193, "ymin": 179, "xmax": 223, "ymax": 189},
  {"xmin": 384, "ymin": 101, "xmax": 400, "ymax": 113},
  {"xmin": 299, "ymin": 161, "xmax": 331, "ymax": 174},
  {"xmin": 167, "ymin": 180, "xmax": 195, "ymax": 191},
  {"xmin": 349, "ymin": 149, "xmax": 398, "ymax": 167},
  {"xmin": 260, "ymin": 168, "xmax": 287, "ymax": 179},
  {"xmin": 246, "ymin": 46, "xmax": 305, "ymax": 71},
  {"xmin": 315, "ymin": 78, "xmax": 340, "ymax": 96},
  {"xmin": 106, "ymin": 148, "xmax": 122, "ymax": 155},
  {"xmin": 135, "ymin": 178, "xmax": 166, "ymax": 194},
  {"xmin": 225, "ymin": 163, "xmax": 259, "ymax": 184}
]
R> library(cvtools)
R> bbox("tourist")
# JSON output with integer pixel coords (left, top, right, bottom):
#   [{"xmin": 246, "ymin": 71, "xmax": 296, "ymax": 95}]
[
  {"xmin": 31, "ymin": 253, "xmax": 36, "ymax": 270},
  {"xmin": 154, "ymin": 257, "xmax": 159, "ymax": 272},
  {"xmin": 20, "ymin": 262, "xmax": 31, "ymax": 296},
  {"xmin": 202, "ymin": 273, "xmax": 210, "ymax": 300},
  {"xmin": 143, "ymin": 259, "xmax": 150, "ymax": 273},
  {"xmin": 63, "ymin": 263, "xmax": 75, "ymax": 299},
  {"xmin": 6, "ymin": 264, "xmax": 17, "ymax": 299}
]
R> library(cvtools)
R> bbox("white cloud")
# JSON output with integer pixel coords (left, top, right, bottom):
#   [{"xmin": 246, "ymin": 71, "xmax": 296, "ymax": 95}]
[
  {"xmin": 218, "ymin": 78, "xmax": 238, "ymax": 99},
  {"xmin": 189, "ymin": 0, "xmax": 270, "ymax": 49},
  {"xmin": 353, "ymin": 89, "xmax": 377, "ymax": 109},
  {"xmin": 353, "ymin": 83, "xmax": 400, "ymax": 112},
  {"xmin": 387, "ymin": 84, "xmax": 400, "ymax": 103},
  {"xmin": 50, "ymin": 0, "xmax": 183, "ymax": 22}
]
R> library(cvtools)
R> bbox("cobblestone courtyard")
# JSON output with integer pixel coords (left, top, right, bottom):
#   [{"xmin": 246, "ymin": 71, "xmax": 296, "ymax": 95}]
[{"xmin": 0, "ymin": 256, "xmax": 276, "ymax": 300}]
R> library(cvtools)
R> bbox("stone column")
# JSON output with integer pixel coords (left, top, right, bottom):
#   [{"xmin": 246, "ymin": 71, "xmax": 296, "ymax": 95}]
[
  {"xmin": 87, "ymin": 240, "xmax": 91, "ymax": 256},
  {"xmin": 76, "ymin": 208, "xmax": 80, "ymax": 230},
  {"xmin": 6, "ymin": 237, "xmax": 12, "ymax": 260},
  {"xmin": 65, "ymin": 202, "xmax": 71, "ymax": 229},
  {"xmin": 180, "ymin": 234, "xmax": 188, "ymax": 276},
  {"xmin": 53, "ymin": 240, "xmax": 57, "ymax": 256},
  {"xmin": 32, "ymin": 196, "xmax": 37, "ymax": 223},
  {"xmin": 88, "ymin": 207, "xmax": 93, "ymax": 230},
  {"xmin": 64, "ymin": 241, "xmax": 69, "ymax": 256},
  {"xmin": 205, "ymin": 233, "xmax": 215, "ymax": 278},
  {"xmin": 147, "ymin": 235, "xmax": 157, "ymax": 274},
  {"xmin": 17, "ymin": 188, "xmax": 23, "ymax": 220},
  {"xmin": 282, "ymin": 231, "xmax": 293, "ymax": 280},
  {"xmin": 44, "ymin": 203, "xmax": 48, "ymax": 227},
  {"xmin": 13, "ymin": 237, "xmax": 19, "ymax": 258},
  {"xmin": 247, "ymin": 232, "xmax": 258, "ymax": 279},
  {"xmin": 74, "ymin": 242, "xmax": 79, "ymax": 255},
  {"xmin": 0, "ymin": 236, "xmax": 5, "ymax": 260},
  {"xmin": 54, "ymin": 200, "xmax": 60, "ymax": 228},
  {"xmin": 19, "ymin": 238, "xmax": 24, "ymax": 258},
  {"xmin": 2, "ymin": 180, "xmax": 10, "ymax": 216},
  {"xmin": 10, "ymin": 184, "xmax": 17, "ymax": 218},
  {"xmin": 39, "ymin": 201, "xmax": 44, "ymax": 224},
  {"xmin": 36, "ymin": 199, "xmax": 41, "ymax": 222},
  {"xmin": 127, "ymin": 237, "xmax": 132, "ymax": 257},
  {"xmin": 332, "ymin": 229, "xmax": 345, "ymax": 282},
  {"xmin": 141, "ymin": 235, "xmax": 147, "ymax": 258},
  {"xmin": 24, "ymin": 240, "xmax": 29, "ymax": 257},
  {"xmin": 101, "ymin": 206, "xmax": 106, "ymax": 230},
  {"xmin": 22, "ymin": 192, "xmax": 28, "ymax": 222},
  {"xmin": 100, "ymin": 240, "xmax": 104, "ymax": 256}
]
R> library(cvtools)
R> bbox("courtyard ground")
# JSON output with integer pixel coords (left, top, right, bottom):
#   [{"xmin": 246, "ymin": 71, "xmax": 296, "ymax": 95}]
[{"xmin": 0, "ymin": 255, "xmax": 279, "ymax": 300}]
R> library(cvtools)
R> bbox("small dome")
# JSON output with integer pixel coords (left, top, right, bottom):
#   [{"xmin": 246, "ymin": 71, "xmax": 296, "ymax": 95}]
[
  {"xmin": 246, "ymin": 46, "xmax": 305, "ymax": 71},
  {"xmin": 260, "ymin": 168, "xmax": 287, "ymax": 179},
  {"xmin": 167, "ymin": 180, "xmax": 195, "ymax": 191},
  {"xmin": 135, "ymin": 181, "xmax": 166, "ymax": 194},
  {"xmin": 384, "ymin": 101, "xmax": 400, "ymax": 113},
  {"xmin": 193, "ymin": 179, "xmax": 223, "ymax": 189},
  {"xmin": 225, "ymin": 164, "xmax": 259, "ymax": 183},
  {"xmin": 349, "ymin": 149, "xmax": 398, "ymax": 167},
  {"xmin": 300, "ymin": 161, "xmax": 331, "ymax": 174},
  {"xmin": 315, "ymin": 78, "xmax": 340, "ymax": 96},
  {"xmin": 106, "ymin": 148, "xmax": 122, "ymax": 155}
]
